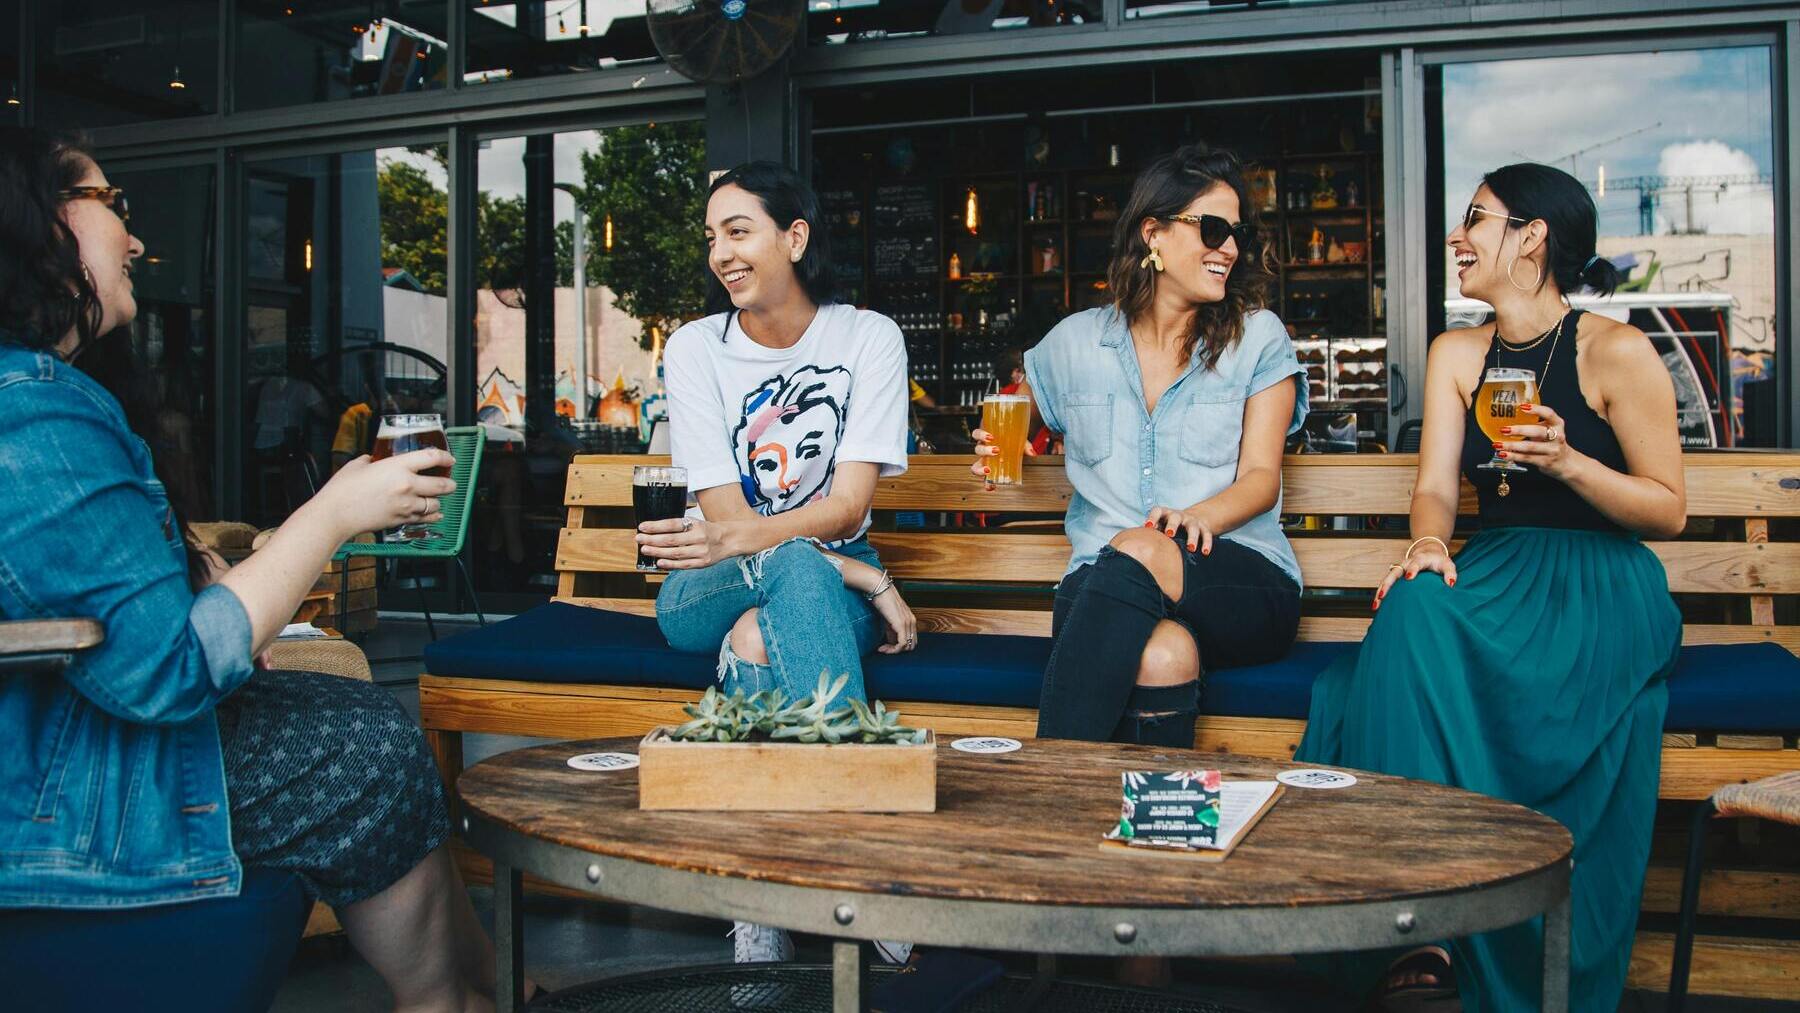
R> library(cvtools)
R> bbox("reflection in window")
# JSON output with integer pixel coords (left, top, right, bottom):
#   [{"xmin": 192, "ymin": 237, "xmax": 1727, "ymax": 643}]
[
  {"xmin": 464, "ymin": 1, "xmax": 659, "ymax": 85},
  {"xmin": 1434, "ymin": 47, "xmax": 1779, "ymax": 447},
  {"xmin": 471, "ymin": 122, "xmax": 706, "ymax": 597},
  {"xmin": 236, "ymin": 1, "xmax": 448, "ymax": 111},
  {"xmin": 1124, "ymin": 0, "xmax": 1361, "ymax": 24},
  {"xmin": 34, "ymin": 0, "xmax": 217, "ymax": 127},
  {"xmin": 96, "ymin": 163, "xmax": 219, "ymax": 523},
  {"xmin": 240, "ymin": 145, "xmax": 450, "ymax": 528},
  {"xmin": 808, "ymin": 0, "xmax": 1093, "ymax": 46}
]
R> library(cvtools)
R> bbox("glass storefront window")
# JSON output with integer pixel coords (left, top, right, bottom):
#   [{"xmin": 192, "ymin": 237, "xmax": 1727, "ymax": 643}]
[
  {"xmin": 470, "ymin": 121, "xmax": 705, "ymax": 597},
  {"xmin": 236, "ymin": 1, "xmax": 449, "ymax": 111},
  {"xmin": 807, "ymin": 0, "xmax": 1093, "ymax": 47},
  {"xmin": 1125, "ymin": 0, "xmax": 1368, "ymax": 22},
  {"xmin": 33, "ymin": 0, "xmax": 217, "ymax": 127},
  {"xmin": 1430, "ymin": 46, "xmax": 1779, "ymax": 447},
  {"xmin": 97, "ymin": 162, "xmax": 219, "ymax": 522},
  {"xmin": 463, "ymin": 1, "xmax": 660, "ymax": 86},
  {"xmin": 240, "ymin": 144, "xmax": 450, "ymax": 528}
]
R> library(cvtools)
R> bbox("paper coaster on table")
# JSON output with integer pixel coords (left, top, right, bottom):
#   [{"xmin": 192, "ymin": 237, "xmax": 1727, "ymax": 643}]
[
  {"xmin": 567, "ymin": 752, "xmax": 640, "ymax": 772},
  {"xmin": 951, "ymin": 737, "xmax": 1023, "ymax": 754},
  {"xmin": 1277, "ymin": 768, "xmax": 1357, "ymax": 790}
]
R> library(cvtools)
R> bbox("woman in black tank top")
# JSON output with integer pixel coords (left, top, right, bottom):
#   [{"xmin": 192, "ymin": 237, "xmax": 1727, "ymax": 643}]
[{"xmin": 1297, "ymin": 164, "xmax": 1686, "ymax": 1013}]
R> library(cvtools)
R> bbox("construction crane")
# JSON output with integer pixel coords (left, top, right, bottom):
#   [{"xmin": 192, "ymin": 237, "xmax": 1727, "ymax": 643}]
[{"xmin": 1597, "ymin": 173, "xmax": 1772, "ymax": 234}]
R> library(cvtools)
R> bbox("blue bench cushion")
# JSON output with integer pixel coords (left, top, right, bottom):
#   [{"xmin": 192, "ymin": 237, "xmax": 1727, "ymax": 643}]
[
  {"xmin": 425, "ymin": 603, "xmax": 1800, "ymax": 733},
  {"xmin": 0, "ymin": 867, "xmax": 309, "ymax": 1013}
]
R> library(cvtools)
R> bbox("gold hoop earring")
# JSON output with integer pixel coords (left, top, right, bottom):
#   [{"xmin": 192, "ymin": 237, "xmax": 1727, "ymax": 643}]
[
  {"xmin": 1506, "ymin": 254, "xmax": 1541, "ymax": 292},
  {"xmin": 1139, "ymin": 246, "xmax": 1165, "ymax": 273}
]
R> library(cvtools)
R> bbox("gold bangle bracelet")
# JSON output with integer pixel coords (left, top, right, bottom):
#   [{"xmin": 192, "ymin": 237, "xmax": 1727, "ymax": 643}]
[{"xmin": 1404, "ymin": 536, "xmax": 1450, "ymax": 561}]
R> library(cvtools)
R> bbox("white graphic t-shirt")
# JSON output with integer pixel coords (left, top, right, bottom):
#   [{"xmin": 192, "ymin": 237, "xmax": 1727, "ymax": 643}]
[{"xmin": 663, "ymin": 303, "xmax": 909, "ymax": 544}]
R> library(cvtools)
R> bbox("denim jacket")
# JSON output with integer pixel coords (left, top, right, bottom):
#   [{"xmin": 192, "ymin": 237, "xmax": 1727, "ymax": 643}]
[
  {"xmin": 1024, "ymin": 307, "xmax": 1308, "ymax": 586},
  {"xmin": 0, "ymin": 338, "xmax": 254, "ymax": 909}
]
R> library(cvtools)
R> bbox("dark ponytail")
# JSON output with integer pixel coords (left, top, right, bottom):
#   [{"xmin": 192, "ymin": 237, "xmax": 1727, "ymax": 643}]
[{"xmin": 1481, "ymin": 162, "xmax": 1620, "ymax": 298}]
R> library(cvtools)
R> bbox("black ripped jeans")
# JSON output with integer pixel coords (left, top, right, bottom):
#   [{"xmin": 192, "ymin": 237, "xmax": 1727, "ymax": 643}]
[{"xmin": 1037, "ymin": 537, "xmax": 1301, "ymax": 747}]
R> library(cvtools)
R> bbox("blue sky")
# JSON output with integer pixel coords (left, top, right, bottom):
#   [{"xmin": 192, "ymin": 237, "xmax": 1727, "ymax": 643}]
[{"xmin": 1442, "ymin": 46, "xmax": 1775, "ymax": 238}]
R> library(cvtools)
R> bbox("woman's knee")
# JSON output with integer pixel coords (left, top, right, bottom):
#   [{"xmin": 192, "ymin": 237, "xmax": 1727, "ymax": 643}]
[
  {"xmin": 1136, "ymin": 620, "xmax": 1200, "ymax": 687},
  {"xmin": 728, "ymin": 609, "xmax": 769, "ymax": 665},
  {"xmin": 1107, "ymin": 527, "xmax": 1184, "ymax": 600}
]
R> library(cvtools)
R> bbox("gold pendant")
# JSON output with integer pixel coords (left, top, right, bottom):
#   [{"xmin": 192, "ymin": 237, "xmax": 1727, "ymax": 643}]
[{"xmin": 1497, "ymin": 474, "xmax": 1511, "ymax": 497}]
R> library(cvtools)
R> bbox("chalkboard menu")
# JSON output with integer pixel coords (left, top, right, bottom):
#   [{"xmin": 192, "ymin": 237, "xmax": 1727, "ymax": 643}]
[
  {"xmin": 819, "ymin": 188, "xmax": 864, "ymax": 234},
  {"xmin": 871, "ymin": 183, "xmax": 935, "ymax": 232},
  {"xmin": 872, "ymin": 234, "xmax": 938, "ymax": 282}
]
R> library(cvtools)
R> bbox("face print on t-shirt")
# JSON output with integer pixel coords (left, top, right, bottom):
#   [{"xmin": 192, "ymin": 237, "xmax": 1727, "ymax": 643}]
[{"xmin": 733, "ymin": 365, "xmax": 853, "ymax": 514}]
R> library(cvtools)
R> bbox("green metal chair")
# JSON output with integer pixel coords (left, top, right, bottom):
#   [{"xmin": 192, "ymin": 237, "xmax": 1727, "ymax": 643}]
[{"xmin": 334, "ymin": 425, "xmax": 486, "ymax": 641}]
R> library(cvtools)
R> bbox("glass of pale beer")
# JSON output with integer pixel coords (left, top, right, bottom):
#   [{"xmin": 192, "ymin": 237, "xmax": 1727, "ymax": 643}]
[
  {"xmin": 1473, "ymin": 368, "xmax": 1537, "ymax": 472},
  {"xmin": 980, "ymin": 393, "xmax": 1031, "ymax": 485},
  {"xmin": 371, "ymin": 413, "xmax": 449, "ymax": 539}
]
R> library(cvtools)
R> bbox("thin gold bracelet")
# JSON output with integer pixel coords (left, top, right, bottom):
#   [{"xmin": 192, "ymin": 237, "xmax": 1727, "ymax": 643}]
[{"xmin": 1404, "ymin": 536, "xmax": 1450, "ymax": 561}]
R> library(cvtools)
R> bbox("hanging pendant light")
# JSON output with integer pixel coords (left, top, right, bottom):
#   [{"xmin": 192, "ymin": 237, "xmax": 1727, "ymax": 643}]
[
  {"xmin": 578, "ymin": 1, "xmax": 591, "ymax": 36},
  {"xmin": 6, "ymin": 81, "xmax": 21, "ymax": 107},
  {"xmin": 964, "ymin": 186, "xmax": 980, "ymax": 235},
  {"xmin": 168, "ymin": 65, "xmax": 186, "ymax": 90}
]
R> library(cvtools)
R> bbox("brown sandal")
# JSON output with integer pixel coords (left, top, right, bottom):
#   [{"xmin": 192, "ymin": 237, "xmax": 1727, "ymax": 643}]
[{"xmin": 1370, "ymin": 946, "xmax": 1459, "ymax": 1013}]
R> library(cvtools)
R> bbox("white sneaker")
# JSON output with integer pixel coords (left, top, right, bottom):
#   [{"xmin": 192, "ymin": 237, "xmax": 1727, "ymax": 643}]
[
  {"xmin": 731, "ymin": 921, "xmax": 794, "ymax": 964},
  {"xmin": 874, "ymin": 940, "xmax": 914, "ymax": 965}
]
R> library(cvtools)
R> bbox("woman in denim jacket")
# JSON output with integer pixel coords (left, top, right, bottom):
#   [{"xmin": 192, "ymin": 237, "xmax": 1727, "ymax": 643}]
[
  {"xmin": 976, "ymin": 143, "xmax": 1308, "ymax": 750},
  {"xmin": 0, "ymin": 129, "xmax": 511, "ymax": 1010}
]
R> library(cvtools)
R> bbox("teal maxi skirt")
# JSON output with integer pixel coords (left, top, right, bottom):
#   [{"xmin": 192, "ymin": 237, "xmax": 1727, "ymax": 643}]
[{"xmin": 1296, "ymin": 526, "xmax": 1680, "ymax": 1012}]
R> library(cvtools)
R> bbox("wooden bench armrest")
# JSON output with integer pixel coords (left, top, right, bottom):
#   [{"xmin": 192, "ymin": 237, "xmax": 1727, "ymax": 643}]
[{"xmin": 0, "ymin": 619, "xmax": 104, "ymax": 657}]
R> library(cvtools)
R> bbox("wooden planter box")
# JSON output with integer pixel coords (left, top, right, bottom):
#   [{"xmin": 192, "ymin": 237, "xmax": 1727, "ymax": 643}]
[{"xmin": 637, "ymin": 727, "xmax": 937, "ymax": 812}]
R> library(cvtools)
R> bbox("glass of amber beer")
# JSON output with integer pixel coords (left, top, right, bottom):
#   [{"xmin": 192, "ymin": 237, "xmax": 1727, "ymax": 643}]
[
  {"xmin": 1473, "ymin": 368, "xmax": 1537, "ymax": 472},
  {"xmin": 371, "ymin": 413, "xmax": 450, "ymax": 540},
  {"xmin": 980, "ymin": 393, "xmax": 1031, "ymax": 486}
]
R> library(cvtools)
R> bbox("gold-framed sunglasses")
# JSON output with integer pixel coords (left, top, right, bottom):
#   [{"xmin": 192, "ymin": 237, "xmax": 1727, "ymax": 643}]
[
  {"xmin": 1461, "ymin": 203, "xmax": 1527, "ymax": 232},
  {"xmin": 59, "ymin": 185, "xmax": 130, "ymax": 223},
  {"xmin": 1163, "ymin": 212, "xmax": 1256, "ymax": 251}
]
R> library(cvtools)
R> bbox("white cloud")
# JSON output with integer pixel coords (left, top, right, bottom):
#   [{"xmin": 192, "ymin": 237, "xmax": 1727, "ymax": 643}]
[{"xmin": 1651, "ymin": 140, "xmax": 1774, "ymax": 234}]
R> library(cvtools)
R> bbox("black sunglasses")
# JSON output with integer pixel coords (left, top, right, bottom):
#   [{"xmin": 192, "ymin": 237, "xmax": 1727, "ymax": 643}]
[
  {"xmin": 60, "ymin": 185, "xmax": 130, "ymax": 224},
  {"xmin": 1163, "ymin": 212, "xmax": 1255, "ymax": 251},
  {"xmin": 1461, "ymin": 203, "xmax": 1527, "ymax": 232}
]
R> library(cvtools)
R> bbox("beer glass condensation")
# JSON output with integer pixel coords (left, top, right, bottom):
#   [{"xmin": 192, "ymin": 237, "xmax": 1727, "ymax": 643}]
[
  {"xmin": 980, "ymin": 393, "xmax": 1031, "ymax": 485},
  {"xmin": 371, "ymin": 413, "xmax": 449, "ymax": 540},
  {"xmin": 1473, "ymin": 368, "xmax": 1537, "ymax": 471},
  {"xmin": 632, "ymin": 466, "xmax": 688, "ymax": 571}
]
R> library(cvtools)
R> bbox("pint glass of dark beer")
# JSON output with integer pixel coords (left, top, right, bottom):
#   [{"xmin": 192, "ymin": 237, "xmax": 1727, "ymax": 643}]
[
  {"xmin": 632, "ymin": 466, "xmax": 688, "ymax": 571},
  {"xmin": 371, "ymin": 413, "xmax": 449, "ymax": 540}
]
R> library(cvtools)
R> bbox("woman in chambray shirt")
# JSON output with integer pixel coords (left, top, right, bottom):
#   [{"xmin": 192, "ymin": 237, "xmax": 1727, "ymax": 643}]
[
  {"xmin": 977, "ymin": 143, "xmax": 1306, "ymax": 748},
  {"xmin": 0, "ymin": 129, "xmax": 512, "ymax": 1006}
]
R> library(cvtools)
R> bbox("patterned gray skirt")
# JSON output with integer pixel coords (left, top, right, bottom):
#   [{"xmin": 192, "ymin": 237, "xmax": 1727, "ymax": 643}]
[{"xmin": 214, "ymin": 669, "xmax": 448, "ymax": 908}]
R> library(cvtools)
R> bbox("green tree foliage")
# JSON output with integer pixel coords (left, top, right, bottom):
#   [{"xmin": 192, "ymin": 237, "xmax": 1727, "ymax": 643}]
[
  {"xmin": 376, "ymin": 159, "xmax": 448, "ymax": 295},
  {"xmin": 377, "ymin": 123, "xmax": 709, "ymax": 346},
  {"xmin": 578, "ymin": 121, "xmax": 709, "ymax": 349}
]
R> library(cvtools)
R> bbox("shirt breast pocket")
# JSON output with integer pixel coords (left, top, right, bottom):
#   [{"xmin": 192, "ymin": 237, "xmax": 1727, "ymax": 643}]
[
  {"xmin": 144, "ymin": 478, "xmax": 184, "ymax": 552},
  {"xmin": 1061, "ymin": 393, "xmax": 1114, "ymax": 467},
  {"xmin": 1178, "ymin": 384, "xmax": 1247, "ymax": 469}
]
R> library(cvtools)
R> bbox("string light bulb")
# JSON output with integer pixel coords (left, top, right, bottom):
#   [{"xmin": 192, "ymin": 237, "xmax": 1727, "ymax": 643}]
[
  {"xmin": 964, "ymin": 186, "xmax": 980, "ymax": 235},
  {"xmin": 168, "ymin": 65, "xmax": 186, "ymax": 90},
  {"xmin": 604, "ymin": 214, "xmax": 614, "ymax": 253},
  {"xmin": 578, "ymin": 1, "xmax": 590, "ymax": 36},
  {"xmin": 6, "ymin": 81, "xmax": 21, "ymax": 107},
  {"xmin": 1597, "ymin": 164, "xmax": 1606, "ymax": 198}
]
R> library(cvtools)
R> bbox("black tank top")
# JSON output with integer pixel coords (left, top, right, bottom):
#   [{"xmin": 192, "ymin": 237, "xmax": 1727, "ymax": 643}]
[{"xmin": 1459, "ymin": 309, "xmax": 1628, "ymax": 533}]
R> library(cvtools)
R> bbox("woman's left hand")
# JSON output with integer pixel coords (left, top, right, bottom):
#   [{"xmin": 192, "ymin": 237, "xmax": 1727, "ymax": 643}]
[
  {"xmin": 1495, "ymin": 402, "xmax": 1586, "ymax": 481},
  {"xmin": 637, "ymin": 517, "xmax": 732, "ymax": 569},
  {"xmin": 870, "ymin": 584, "xmax": 919, "ymax": 655},
  {"xmin": 1145, "ymin": 505, "xmax": 1215, "ymax": 555}
]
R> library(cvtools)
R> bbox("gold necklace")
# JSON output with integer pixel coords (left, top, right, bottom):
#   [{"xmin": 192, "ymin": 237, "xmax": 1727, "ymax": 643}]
[
  {"xmin": 1494, "ymin": 315, "xmax": 1559, "ymax": 352},
  {"xmin": 1492, "ymin": 311, "xmax": 1567, "ymax": 498}
]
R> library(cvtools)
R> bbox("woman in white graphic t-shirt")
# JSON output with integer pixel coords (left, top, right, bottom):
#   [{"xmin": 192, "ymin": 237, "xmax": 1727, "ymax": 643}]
[{"xmin": 642, "ymin": 162, "xmax": 919, "ymax": 714}]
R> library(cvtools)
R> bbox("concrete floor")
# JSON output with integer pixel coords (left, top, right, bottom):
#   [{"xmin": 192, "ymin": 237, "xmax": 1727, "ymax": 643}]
[{"xmin": 269, "ymin": 617, "xmax": 1797, "ymax": 1013}]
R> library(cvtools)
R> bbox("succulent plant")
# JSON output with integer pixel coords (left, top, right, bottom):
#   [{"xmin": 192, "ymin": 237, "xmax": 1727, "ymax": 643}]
[{"xmin": 670, "ymin": 671, "xmax": 925, "ymax": 745}]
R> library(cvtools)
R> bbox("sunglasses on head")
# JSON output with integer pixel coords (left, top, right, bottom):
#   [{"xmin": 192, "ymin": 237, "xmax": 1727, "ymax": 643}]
[
  {"xmin": 1461, "ymin": 203, "xmax": 1527, "ymax": 232},
  {"xmin": 1163, "ymin": 212, "xmax": 1255, "ymax": 252},
  {"xmin": 60, "ymin": 185, "xmax": 130, "ymax": 224}
]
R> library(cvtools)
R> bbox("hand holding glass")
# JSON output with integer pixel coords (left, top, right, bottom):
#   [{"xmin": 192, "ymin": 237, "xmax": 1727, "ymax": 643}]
[
  {"xmin": 632, "ymin": 466, "xmax": 689, "ymax": 571},
  {"xmin": 370, "ymin": 413, "xmax": 448, "ymax": 539},
  {"xmin": 1474, "ymin": 368, "xmax": 1537, "ymax": 472},
  {"xmin": 979, "ymin": 394, "xmax": 1031, "ymax": 485}
]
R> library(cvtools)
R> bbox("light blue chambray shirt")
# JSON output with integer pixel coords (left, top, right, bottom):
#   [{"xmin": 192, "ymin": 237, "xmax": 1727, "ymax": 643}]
[{"xmin": 1024, "ymin": 306, "xmax": 1308, "ymax": 586}]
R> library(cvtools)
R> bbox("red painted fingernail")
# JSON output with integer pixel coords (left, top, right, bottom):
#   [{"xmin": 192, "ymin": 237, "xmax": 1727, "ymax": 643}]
[
  {"xmin": 1202, "ymin": 547, "xmax": 1210, "ymax": 556},
  {"xmin": 1492, "ymin": 442, "xmax": 1504, "ymax": 449},
  {"xmin": 1500, "ymin": 427, "xmax": 1512, "ymax": 434},
  {"xmin": 1497, "ymin": 451, "xmax": 1509, "ymax": 458},
  {"xmin": 1188, "ymin": 542, "xmax": 1198, "ymax": 551},
  {"xmin": 1405, "ymin": 573, "xmax": 1413, "ymax": 580},
  {"xmin": 1519, "ymin": 403, "xmax": 1533, "ymax": 410},
  {"xmin": 1447, "ymin": 578, "xmax": 1456, "ymax": 587},
  {"xmin": 1372, "ymin": 600, "xmax": 1380, "ymax": 610},
  {"xmin": 982, "ymin": 466, "xmax": 990, "ymax": 474},
  {"xmin": 1144, "ymin": 521, "xmax": 1155, "ymax": 528}
]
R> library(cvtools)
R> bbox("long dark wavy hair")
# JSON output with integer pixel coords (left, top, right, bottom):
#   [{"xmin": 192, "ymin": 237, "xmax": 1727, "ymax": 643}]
[
  {"xmin": 0, "ymin": 127, "xmax": 209, "ymax": 590},
  {"xmin": 1105, "ymin": 143, "xmax": 1273, "ymax": 371},
  {"xmin": 0, "ymin": 128, "xmax": 105, "ymax": 354}
]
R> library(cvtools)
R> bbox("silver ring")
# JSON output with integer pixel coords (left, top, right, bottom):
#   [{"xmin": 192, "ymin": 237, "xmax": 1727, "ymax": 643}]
[
  {"xmin": 681, "ymin": 518, "xmax": 693, "ymax": 532},
  {"xmin": 1545, "ymin": 427, "xmax": 1559, "ymax": 443}
]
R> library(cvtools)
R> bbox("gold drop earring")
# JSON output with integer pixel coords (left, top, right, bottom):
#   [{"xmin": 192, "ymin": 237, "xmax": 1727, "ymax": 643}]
[{"xmin": 1139, "ymin": 245, "xmax": 1164, "ymax": 272}]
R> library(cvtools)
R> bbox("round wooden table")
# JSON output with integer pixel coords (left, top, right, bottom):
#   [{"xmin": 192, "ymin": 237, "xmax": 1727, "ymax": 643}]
[{"xmin": 457, "ymin": 737, "xmax": 1573, "ymax": 1013}]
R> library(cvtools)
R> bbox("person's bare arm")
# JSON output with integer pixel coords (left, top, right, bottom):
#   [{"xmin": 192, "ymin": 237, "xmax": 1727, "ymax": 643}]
[
  {"xmin": 1498, "ymin": 321, "xmax": 1685, "ymax": 538},
  {"xmin": 637, "ymin": 462, "xmax": 881, "ymax": 568}
]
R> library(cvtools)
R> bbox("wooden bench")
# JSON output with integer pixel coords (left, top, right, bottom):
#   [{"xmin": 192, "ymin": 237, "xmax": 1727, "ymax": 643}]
[{"xmin": 419, "ymin": 450, "xmax": 1800, "ymax": 999}]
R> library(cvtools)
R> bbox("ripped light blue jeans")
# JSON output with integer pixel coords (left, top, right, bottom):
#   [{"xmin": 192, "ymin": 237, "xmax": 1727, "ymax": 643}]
[{"xmin": 654, "ymin": 537, "xmax": 885, "ymax": 704}]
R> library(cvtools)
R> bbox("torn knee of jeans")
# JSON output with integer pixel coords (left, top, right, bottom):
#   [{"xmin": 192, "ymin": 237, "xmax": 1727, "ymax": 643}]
[{"xmin": 738, "ymin": 536, "xmax": 835, "ymax": 586}]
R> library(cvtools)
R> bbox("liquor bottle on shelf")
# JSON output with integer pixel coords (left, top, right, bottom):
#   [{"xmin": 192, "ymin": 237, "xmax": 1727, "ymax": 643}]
[{"xmin": 948, "ymin": 252, "xmax": 962, "ymax": 280}]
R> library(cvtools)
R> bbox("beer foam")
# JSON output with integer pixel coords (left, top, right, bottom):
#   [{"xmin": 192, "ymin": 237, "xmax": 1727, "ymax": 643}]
[{"xmin": 377, "ymin": 425, "xmax": 442, "ymax": 437}]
